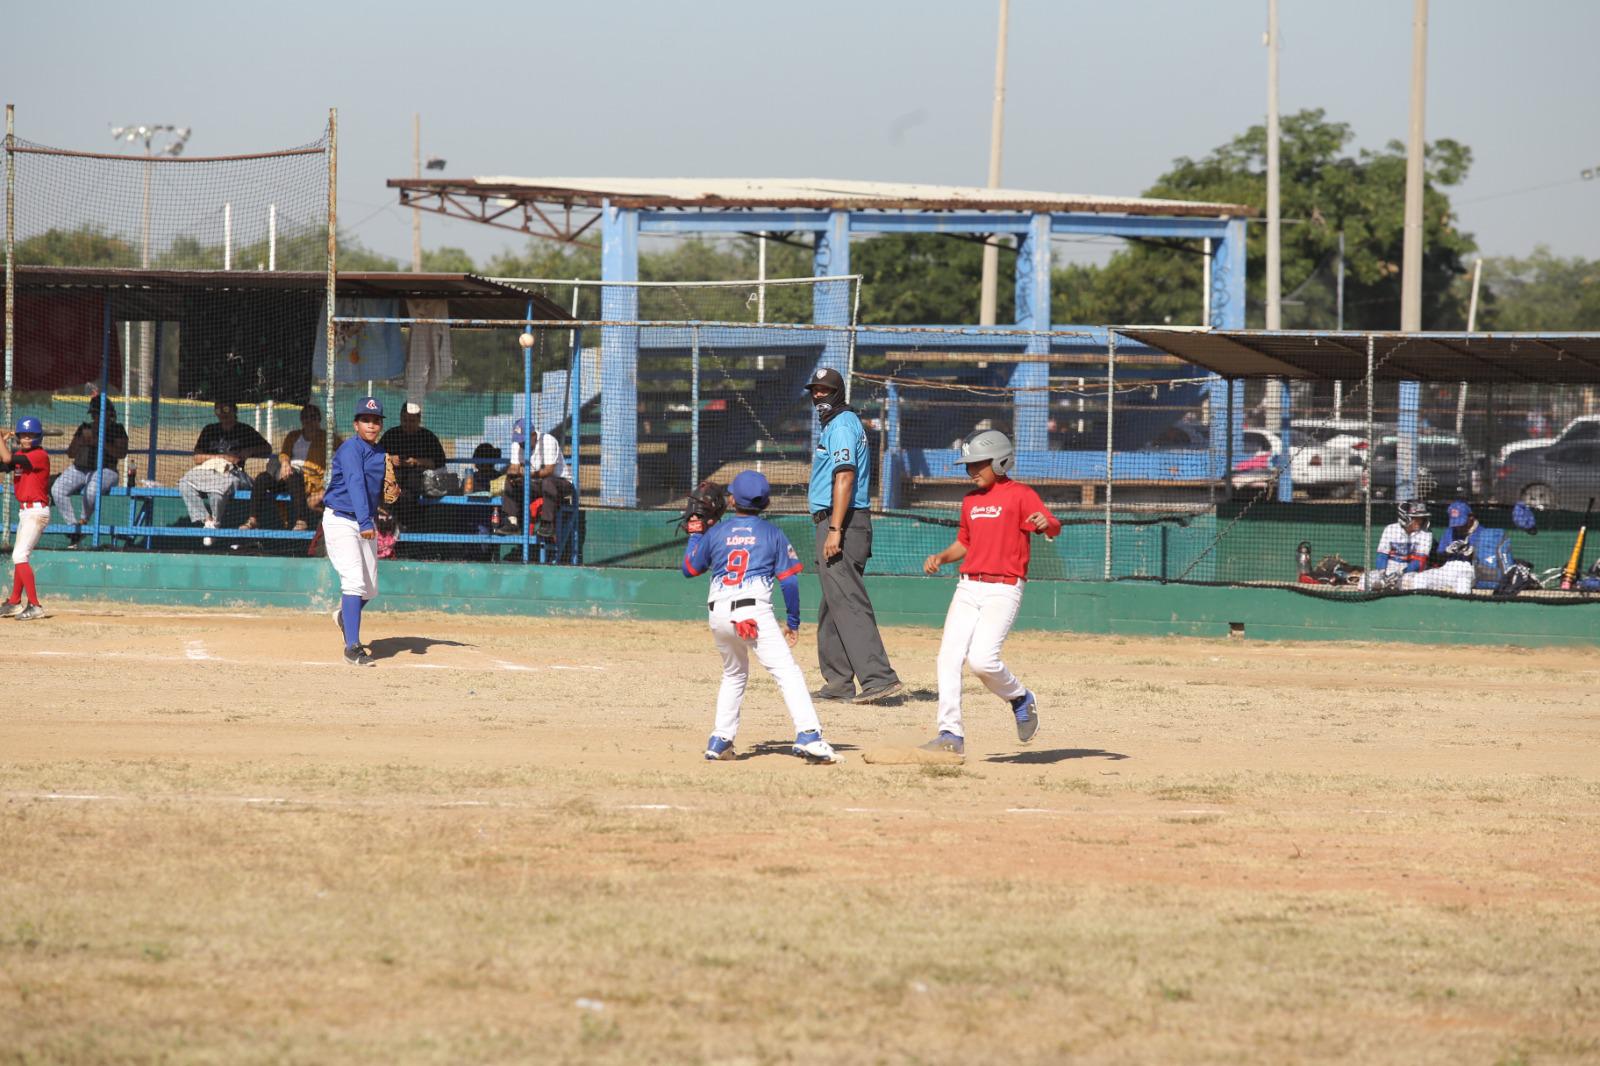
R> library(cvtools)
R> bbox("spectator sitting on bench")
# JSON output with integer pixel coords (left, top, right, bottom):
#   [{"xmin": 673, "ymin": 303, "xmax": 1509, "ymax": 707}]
[
  {"xmin": 378, "ymin": 401, "xmax": 446, "ymax": 531},
  {"xmin": 242, "ymin": 403, "xmax": 334, "ymax": 532},
  {"xmin": 458, "ymin": 442, "xmax": 505, "ymax": 558},
  {"xmin": 52, "ymin": 394, "xmax": 130, "ymax": 548},
  {"xmin": 177, "ymin": 400, "xmax": 272, "ymax": 546},
  {"xmin": 502, "ymin": 418, "xmax": 572, "ymax": 538}
]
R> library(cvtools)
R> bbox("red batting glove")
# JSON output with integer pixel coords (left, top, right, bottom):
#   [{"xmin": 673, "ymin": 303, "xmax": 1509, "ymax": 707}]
[
  {"xmin": 733, "ymin": 619, "xmax": 759, "ymax": 641},
  {"xmin": 686, "ymin": 515, "xmax": 705, "ymax": 534}
]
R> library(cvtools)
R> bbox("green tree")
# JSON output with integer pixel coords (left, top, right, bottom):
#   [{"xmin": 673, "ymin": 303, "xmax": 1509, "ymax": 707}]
[
  {"xmin": 853, "ymin": 232, "xmax": 1015, "ymax": 325},
  {"xmin": 1055, "ymin": 109, "xmax": 1478, "ymax": 330},
  {"xmin": 1475, "ymin": 246, "xmax": 1600, "ymax": 330},
  {"xmin": 15, "ymin": 225, "xmax": 138, "ymax": 267}
]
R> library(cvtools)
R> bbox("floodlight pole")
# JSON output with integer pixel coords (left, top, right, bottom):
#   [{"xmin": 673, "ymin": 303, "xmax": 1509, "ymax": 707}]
[
  {"xmin": 1400, "ymin": 0, "xmax": 1428, "ymax": 332},
  {"xmin": 977, "ymin": 0, "xmax": 1009, "ymax": 326},
  {"xmin": 1265, "ymin": 0, "xmax": 1281, "ymax": 332},
  {"xmin": 3, "ymin": 104, "xmax": 13, "ymax": 545},
  {"xmin": 325, "ymin": 108, "xmax": 338, "ymax": 432}
]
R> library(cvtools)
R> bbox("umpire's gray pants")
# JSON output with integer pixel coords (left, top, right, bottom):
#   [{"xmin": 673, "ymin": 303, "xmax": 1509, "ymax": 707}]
[{"xmin": 813, "ymin": 509, "xmax": 900, "ymax": 697}]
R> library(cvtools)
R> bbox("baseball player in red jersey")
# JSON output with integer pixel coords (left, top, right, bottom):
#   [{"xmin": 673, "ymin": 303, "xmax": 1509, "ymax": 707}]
[
  {"xmin": 2, "ymin": 417, "xmax": 51, "ymax": 620},
  {"xmin": 920, "ymin": 430, "xmax": 1061, "ymax": 756}
]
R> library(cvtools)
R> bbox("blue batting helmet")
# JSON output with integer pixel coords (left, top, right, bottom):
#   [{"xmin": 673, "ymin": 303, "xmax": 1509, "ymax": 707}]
[
  {"xmin": 15, "ymin": 416, "xmax": 42, "ymax": 436},
  {"xmin": 729, "ymin": 470, "xmax": 771, "ymax": 511}
]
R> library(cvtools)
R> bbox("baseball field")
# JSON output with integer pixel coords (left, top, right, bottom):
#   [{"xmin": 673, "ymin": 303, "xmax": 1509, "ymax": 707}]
[{"xmin": 4, "ymin": 605, "xmax": 1599, "ymax": 1064}]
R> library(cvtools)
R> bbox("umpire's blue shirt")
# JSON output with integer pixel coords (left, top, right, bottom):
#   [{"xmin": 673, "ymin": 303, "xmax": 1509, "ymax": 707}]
[{"xmin": 809, "ymin": 408, "xmax": 871, "ymax": 513}]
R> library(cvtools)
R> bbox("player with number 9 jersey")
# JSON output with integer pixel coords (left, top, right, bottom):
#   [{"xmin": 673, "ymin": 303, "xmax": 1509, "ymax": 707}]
[{"xmin": 681, "ymin": 470, "xmax": 841, "ymax": 764}]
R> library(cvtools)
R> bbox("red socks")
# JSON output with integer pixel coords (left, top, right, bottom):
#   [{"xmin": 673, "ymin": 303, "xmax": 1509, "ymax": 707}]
[{"xmin": 11, "ymin": 563, "xmax": 38, "ymax": 606}]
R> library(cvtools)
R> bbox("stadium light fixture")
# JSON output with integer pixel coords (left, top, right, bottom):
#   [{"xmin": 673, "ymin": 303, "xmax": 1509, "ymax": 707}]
[{"xmin": 425, "ymin": 156, "xmax": 447, "ymax": 171}]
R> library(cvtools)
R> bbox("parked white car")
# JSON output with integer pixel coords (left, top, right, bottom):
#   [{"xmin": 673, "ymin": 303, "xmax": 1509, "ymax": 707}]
[{"xmin": 1287, "ymin": 418, "xmax": 1389, "ymax": 498}]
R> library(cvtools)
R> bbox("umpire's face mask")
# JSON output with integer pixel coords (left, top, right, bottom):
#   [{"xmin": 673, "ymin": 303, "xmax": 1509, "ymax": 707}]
[{"xmin": 808, "ymin": 387, "xmax": 838, "ymax": 418}]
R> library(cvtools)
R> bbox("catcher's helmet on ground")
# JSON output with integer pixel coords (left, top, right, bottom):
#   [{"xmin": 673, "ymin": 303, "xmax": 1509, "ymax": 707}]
[
  {"xmin": 1397, "ymin": 499, "xmax": 1430, "ymax": 528},
  {"xmin": 15, "ymin": 416, "xmax": 42, "ymax": 436},
  {"xmin": 729, "ymin": 470, "xmax": 771, "ymax": 511},
  {"xmin": 959, "ymin": 428, "xmax": 1015, "ymax": 476}
]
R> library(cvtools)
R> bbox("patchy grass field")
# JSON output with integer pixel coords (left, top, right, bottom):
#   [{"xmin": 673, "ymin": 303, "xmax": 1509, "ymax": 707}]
[{"xmin": 3, "ymin": 605, "xmax": 1599, "ymax": 1064}]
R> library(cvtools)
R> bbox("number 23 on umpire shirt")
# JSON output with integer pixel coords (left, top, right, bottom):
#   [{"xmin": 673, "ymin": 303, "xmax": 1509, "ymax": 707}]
[{"xmin": 809, "ymin": 408, "xmax": 871, "ymax": 512}]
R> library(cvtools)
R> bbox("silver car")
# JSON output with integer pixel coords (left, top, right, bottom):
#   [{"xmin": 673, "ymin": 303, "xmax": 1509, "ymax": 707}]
[{"xmin": 1493, "ymin": 440, "xmax": 1600, "ymax": 511}]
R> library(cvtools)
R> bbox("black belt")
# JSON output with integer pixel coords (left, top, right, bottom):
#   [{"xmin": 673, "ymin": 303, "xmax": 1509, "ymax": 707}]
[
  {"xmin": 812, "ymin": 508, "xmax": 833, "ymax": 524},
  {"xmin": 708, "ymin": 598, "xmax": 756, "ymax": 611}
]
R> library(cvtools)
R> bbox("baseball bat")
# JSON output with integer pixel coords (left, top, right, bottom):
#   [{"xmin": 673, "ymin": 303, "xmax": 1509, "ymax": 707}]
[{"xmin": 1560, "ymin": 496, "xmax": 1595, "ymax": 591}]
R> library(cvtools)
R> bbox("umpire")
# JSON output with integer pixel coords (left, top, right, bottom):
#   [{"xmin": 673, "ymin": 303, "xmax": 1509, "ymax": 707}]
[{"xmin": 805, "ymin": 367, "xmax": 902, "ymax": 703}]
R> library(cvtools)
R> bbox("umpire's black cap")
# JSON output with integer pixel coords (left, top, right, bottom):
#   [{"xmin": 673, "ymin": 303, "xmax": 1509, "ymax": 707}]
[{"xmin": 804, "ymin": 366, "xmax": 845, "ymax": 395}]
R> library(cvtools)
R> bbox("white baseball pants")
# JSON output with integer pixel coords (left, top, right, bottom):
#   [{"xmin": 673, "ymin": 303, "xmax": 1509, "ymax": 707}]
[
  {"xmin": 1405, "ymin": 560, "xmax": 1475, "ymax": 594},
  {"xmin": 323, "ymin": 512, "xmax": 378, "ymax": 599},
  {"xmin": 708, "ymin": 600, "xmax": 820, "ymax": 742},
  {"xmin": 12, "ymin": 504, "xmax": 48, "ymax": 564},
  {"xmin": 936, "ymin": 577, "xmax": 1026, "ymax": 738}
]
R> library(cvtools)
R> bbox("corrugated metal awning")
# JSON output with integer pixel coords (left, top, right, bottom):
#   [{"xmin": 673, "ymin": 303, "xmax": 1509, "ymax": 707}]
[{"xmin": 1119, "ymin": 329, "xmax": 1600, "ymax": 385}]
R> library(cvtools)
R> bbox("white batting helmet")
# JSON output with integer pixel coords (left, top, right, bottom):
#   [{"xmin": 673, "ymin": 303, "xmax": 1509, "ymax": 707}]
[{"xmin": 959, "ymin": 428, "xmax": 1015, "ymax": 476}]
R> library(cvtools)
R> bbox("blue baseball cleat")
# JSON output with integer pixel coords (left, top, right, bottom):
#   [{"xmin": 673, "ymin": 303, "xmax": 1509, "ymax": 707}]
[
  {"xmin": 792, "ymin": 729, "xmax": 842, "ymax": 764},
  {"xmin": 704, "ymin": 735, "xmax": 736, "ymax": 761},
  {"xmin": 1011, "ymin": 690, "xmax": 1039, "ymax": 744},
  {"xmin": 919, "ymin": 731, "xmax": 965, "ymax": 756}
]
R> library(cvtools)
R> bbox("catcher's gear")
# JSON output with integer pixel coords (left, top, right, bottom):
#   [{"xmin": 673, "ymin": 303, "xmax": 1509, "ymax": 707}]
[
  {"xmin": 420, "ymin": 468, "xmax": 461, "ymax": 498},
  {"xmin": 728, "ymin": 470, "xmax": 771, "ymax": 512},
  {"xmin": 1442, "ymin": 538, "xmax": 1475, "ymax": 562},
  {"xmin": 1398, "ymin": 499, "xmax": 1431, "ymax": 529},
  {"xmin": 959, "ymin": 428, "xmax": 1016, "ymax": 476},
  {"xmin": 1513, "ymin": 501, "xmax": 1538, "ymax": 535},
  {"xmin": 1304, "ymin": 553, "xmax": 1361, "ymax": 586},
  {"xmin": 679, "ymin": 479, "xmax": 727, "ymax": 535},
  {"xmin": 1493, "ymin": 562, "xmax": 1540, "ymax": 598},
  {"xmin": 733, "ymin": 619, "xmax": 759, "ymax": 641}
]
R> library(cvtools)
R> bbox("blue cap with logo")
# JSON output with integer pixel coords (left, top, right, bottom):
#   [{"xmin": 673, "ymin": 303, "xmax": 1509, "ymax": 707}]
[
  {"xmin": 15, "ymin": 416, "xmax": 42, "ymax": 436},
  {"xmin": 729, "ymin": 470, "xmax": 771, "ymax": 510},
  {"xmin": 1446, "ymin": 498, "xmax": 1472, "ymax": 532},
  {"xmin": 1512, "ymin": 501, "xmax": 1538, "ymax": 536},
  {"xmin": 353, "ymin": 395, "xmax": 385, "ymax": 419},
  {"xmin": 512, "ymin": 418, "xmax": 526, "ymax": 444}
]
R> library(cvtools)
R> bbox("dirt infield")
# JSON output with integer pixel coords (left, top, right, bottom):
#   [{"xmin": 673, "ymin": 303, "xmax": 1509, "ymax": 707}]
[{"xmin": 4, "ymin": 604, "xmax": 1599, "ymax": 1064}]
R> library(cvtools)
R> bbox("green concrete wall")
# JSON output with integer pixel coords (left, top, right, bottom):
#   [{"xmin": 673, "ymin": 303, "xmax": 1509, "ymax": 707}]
[{"xmin": 34, "ymin": 550, "xmax": 1597, "ymax": 648}]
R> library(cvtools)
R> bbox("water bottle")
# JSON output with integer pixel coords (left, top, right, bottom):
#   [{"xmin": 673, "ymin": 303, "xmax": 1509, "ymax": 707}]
[{"xmin": 1296, "ymin": 541, "xmax": 1312, "ymax": 578}]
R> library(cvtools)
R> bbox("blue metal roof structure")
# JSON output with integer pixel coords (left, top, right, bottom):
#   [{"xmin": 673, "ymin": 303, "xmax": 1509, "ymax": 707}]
[{"xmin": 391, "ymin": 176, "xmax": 1254, "ymax": 506}]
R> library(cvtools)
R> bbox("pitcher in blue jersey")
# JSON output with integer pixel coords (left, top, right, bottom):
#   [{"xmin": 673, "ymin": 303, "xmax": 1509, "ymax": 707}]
[{"xmin": 682, "ymin": 470, "xmax": 842, "ymax": 764}]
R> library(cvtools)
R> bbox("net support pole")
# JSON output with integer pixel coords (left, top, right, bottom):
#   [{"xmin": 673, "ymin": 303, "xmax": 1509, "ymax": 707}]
[
  {"xmin": 91, "ymin": 298, "xmax": 111, "ymax": 550},
  {"xmin": 565, "ymin": 283, "xmax": 582, "ymax": 563},
  {"xmin": 879, "ymin": 380, "xmax": 901, "ymax": 511},
  {"xmin": 323, "ymin": 108, "xmax": 337, "ymax": 443},
  {"xmin": 1364, "ymin": 334, "xmax": 1375, "ymax": 568},
  {"xmin": 690, "ymin": 325, "xmax": 700, "ymax": 489},
  {"xmin": 1103, "ymin": 331, "xmax": 1116, "ymax": 581},
  {"xmin": 522, "ymin": 300, "xmax": 533, "ymax": 565},
  {"xmin": 3, "ymin": 103, "xmax": 13, "ymax": 545},
  {"xmin": 146, "ymin": 322, "xmax": 164, "ymax": 483},
  {"xmin": 1224, "ymin": 376, "xmax": 1235, "ymax": 502}
]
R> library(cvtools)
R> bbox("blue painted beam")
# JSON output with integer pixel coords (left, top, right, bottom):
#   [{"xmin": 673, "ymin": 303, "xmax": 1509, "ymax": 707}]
[
  {"xmin": 1397, "ymin": 380, "xmax": 1420, "ymax": 502},
  {"xmin": 1012, "ymin": 214, "xmax": 1052, "ymax": 452},
  {"xmin": 1051, "ymin": 214, "xmax": 1233, "ymax": 240},
  {"xmin": 599, "ymin": 202, "xmax": 640, "ymax": 507},
  {"xmin": 909, "ymin": 448, "xmax": 1220, "ymax": 482},
  {"xmin": 638, "ymin": 211, "xmax": 831, "ymax": 234},
  {"xmin": 812, "ymin": 212, "xmax": 852, "ymax": 456}
]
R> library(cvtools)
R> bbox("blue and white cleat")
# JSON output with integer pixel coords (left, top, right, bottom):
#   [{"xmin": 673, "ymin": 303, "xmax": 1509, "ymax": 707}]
[
  {"xmin": 1011, "ymin": 690, "xmax": 1039, "ymax": 744},
  {"xmin": 704, "ymin": 735, "xmax": 736, "ymax": 761},
  {"xmin": 792, "ymin": 730, "xmax": 842, "ymax": 764},
  {"xmin": 919, "ymin": 731, "xmax": 965, "ymax": 757}
]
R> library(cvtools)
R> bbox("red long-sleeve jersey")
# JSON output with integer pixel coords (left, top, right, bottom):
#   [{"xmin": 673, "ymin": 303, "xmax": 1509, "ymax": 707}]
[{"xmin": 956, "ymin": 477, "xmax": 1061, "ymax": 580}]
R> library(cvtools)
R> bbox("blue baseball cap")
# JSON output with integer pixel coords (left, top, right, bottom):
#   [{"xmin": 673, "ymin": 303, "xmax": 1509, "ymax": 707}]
[
  {"xmin": 1446, "ymin": 499, "xmax": 1472, "ymax": 530},
  {"xmin": 353, "ymin": 395, "xmax": 385, "ymax": 419},
  {"xmin": 729, "ymin": 470, "xmax": 771, "ymax": 510},
  {"xmin": 15, "ymin": 416, "xmax": 42, "ymax": 435},
  {"xmin": 512, "ymin": 418, "xmax": 526, "ymax": 444},
  {"xmin": 1512, "ymin": 501, "xmax": 1538, "ymax": 536}
]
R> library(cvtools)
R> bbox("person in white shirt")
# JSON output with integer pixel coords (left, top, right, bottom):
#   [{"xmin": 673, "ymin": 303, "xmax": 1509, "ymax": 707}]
[{"xmin": 503, "ymin": 418, "xmax": 573, "ymax": 537}]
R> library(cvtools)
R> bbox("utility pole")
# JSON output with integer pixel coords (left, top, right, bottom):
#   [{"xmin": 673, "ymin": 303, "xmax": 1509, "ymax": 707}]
[
  {"xmin": 1400, "ymin": 0, "xmax": 1428, "ymax": 330},
  {"xmin": 1265, "ymin": 0, "xmax": 1281, "ymax": 332},
  {"xmin": 977, "ymin": 0, "xmax": 1009, "ymax": 325},
  {"xmin": 411, "ymin": 113, "xmax": 423, "ymax": 272}
]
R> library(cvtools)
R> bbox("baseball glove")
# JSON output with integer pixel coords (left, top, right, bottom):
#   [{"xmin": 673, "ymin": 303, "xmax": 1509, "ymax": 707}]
[
  {"xmin": 383, "ymin": 455, "xmax": 403, "ymax": 505},
  {"xmin": 1442, "ymin": 538, "xmax": 1476, "ymax": 562},
  {"xmin": 679, "ymin": 480, "xmax": 727, "ymax": 535}
]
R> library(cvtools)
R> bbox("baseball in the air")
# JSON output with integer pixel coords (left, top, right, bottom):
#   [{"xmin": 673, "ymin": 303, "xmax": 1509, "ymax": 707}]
[{"xmin": 518, "ymin": 332, "xmax": 536, "ymax": 349}]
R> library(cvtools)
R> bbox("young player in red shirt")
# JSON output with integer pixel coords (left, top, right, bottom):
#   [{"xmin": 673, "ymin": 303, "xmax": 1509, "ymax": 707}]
[
  {"xmin": 2, "ymin": 416, "xmax": 51, "ymax": 620},
  {"xmin": 920, "ymin": 429, "xmax": 1061, "ymax": 756}
]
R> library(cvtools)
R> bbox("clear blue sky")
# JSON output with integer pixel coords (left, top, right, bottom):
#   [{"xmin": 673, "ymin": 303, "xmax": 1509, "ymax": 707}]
[{"xmin": 11, "ymin": 0, "xmax": 1600, "ymax": 269}]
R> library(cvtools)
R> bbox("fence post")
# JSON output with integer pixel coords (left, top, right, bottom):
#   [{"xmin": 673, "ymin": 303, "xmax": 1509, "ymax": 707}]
[
  {"xmin": 3, "ymin": 104, "xmax": 14, "ymax": 545},
  {"xmin": 1364, "ymin": 334, "xmax": 1375, "ymax": 567},
  {"xmin": 599, "ymin": 201, "xmax": 639, "ymax": 507},
  {"xmin": 146, "ymin": 323, "xmax": 164, "ymax": 483},
  {"xmin": 690, "ymin": 325, "xmax": 700, "ymax": 489},
  {"xmin": 323, "ymin": 108, "xmax": 337, "ymax": 453},
  {"xmin": 91, "ymin": 298, "xmax": 111, "ymax": 549},
  {"xmin": 879, "ymin": 380, "xmax": 900, "ymax": 511},
  {"xmin": 521, "ymin": 300, "xmax": 533, "ymax": 565},
  {"xmin": 1103, "ymin": 331, "xmax": 1116, "ymax": 580}
]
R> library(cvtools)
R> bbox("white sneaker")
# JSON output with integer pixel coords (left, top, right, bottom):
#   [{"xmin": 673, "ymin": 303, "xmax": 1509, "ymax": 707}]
[
  {"xmin": 202, "ymin": 518, "xmax": 217, "ymax": 547},
  {"xmin": 792, "ymin": 730, "xmax": 842, "ymax": 764}
]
